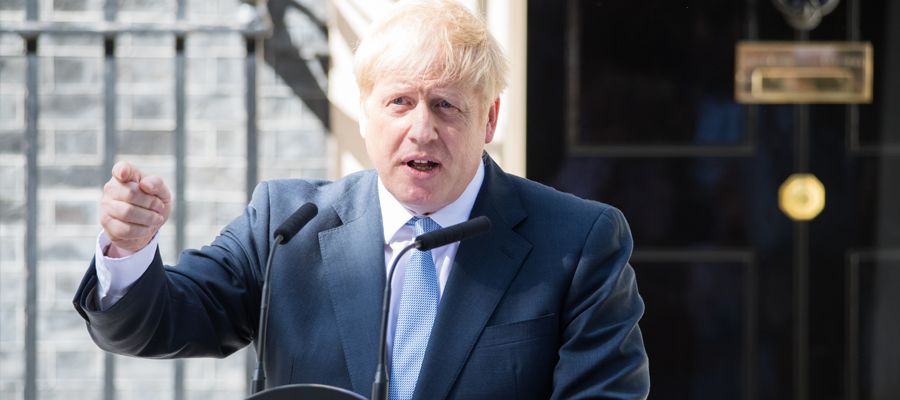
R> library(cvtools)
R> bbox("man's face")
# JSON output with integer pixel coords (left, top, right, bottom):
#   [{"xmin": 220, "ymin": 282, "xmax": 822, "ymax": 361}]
[{"xmin": 362, "ymin": 76, "xmax": 498, "ymax": 214}]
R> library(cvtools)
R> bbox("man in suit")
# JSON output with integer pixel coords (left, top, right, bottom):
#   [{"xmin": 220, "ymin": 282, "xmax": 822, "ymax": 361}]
[{"xmin": 73, "ymin": 0, "xmax": 650, "ymax": 398}]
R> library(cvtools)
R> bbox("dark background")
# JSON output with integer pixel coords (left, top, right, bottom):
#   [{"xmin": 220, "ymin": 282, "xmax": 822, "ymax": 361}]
[{"xmin": 527, "ymin": 1, "xmax": 900, "ymax": 399}]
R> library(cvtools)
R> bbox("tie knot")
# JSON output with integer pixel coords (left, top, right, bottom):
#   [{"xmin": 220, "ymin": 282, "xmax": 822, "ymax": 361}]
[{"xmin": 409, "ymin": 217, "xmax": 441, "ymax": 236}]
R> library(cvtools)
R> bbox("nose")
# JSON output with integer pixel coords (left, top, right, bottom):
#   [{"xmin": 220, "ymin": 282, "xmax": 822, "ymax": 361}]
[{"xmin": 406, "ymin": 103, "xmax": 438, "ymax": 144}]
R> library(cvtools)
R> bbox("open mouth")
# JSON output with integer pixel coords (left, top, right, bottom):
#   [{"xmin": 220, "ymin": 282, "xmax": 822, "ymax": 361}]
[{"xmin": 407, "ymin": 160, "xmax": 440, "ymax": 171}]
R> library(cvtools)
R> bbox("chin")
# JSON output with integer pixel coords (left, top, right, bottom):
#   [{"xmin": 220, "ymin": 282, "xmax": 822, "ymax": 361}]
[
  {"xmin": 398, "ymin": 192, "xmax": 444, "ymax": 214},
  {"xmin": 400, "ymin": 197, "xmax": 436, "ymax": 213}
]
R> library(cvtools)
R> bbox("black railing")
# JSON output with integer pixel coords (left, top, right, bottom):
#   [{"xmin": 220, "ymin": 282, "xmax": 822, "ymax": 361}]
[{"xmin": 1, "ymin": 0, "xmax": 271, "ymax": 398}]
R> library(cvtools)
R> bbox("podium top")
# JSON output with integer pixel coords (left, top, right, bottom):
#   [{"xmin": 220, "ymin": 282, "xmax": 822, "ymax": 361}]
[{"xmin": 246, "ymin": 384, "xmax": 368, "ymax": 400}]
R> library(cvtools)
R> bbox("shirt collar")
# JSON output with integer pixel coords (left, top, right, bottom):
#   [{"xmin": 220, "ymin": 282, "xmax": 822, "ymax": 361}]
[{"xmin": 378, "ymin": 160, "xmax": 485, "ymax": 244}]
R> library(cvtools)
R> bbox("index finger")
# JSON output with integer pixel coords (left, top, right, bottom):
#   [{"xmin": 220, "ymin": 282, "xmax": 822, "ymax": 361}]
[{"xmin": 112, "ymin": 161, "xmax": 143, "ymax": 184}]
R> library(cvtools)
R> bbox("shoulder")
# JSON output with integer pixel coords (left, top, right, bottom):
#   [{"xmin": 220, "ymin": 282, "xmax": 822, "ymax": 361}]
[
  {"xmin": 490, "ymin": 172, "xmax": 632, "ymax": 257},
  {"xmin": 249, "ymin": 170, "xmax": 376, "ymax": 211},
  {"xmin": 505, "ymin": 173, "xmax": 624, "ymax": 227}
]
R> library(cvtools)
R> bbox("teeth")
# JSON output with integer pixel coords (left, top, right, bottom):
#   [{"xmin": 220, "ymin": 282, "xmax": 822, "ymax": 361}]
[{"xmin": 408, "ymin": 159, "xmax": 438, "ymax": 171}]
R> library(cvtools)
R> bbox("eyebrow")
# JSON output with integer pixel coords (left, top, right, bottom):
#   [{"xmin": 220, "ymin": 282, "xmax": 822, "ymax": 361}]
[{"xmin": 375, "ymin": 82, "xmax": 472, "ymax": 108}]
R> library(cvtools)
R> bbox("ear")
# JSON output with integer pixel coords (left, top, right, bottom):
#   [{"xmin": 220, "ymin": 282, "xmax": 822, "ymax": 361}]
[{"xmin": 484, "ymin": 97, "xmax": 500, "ymax": 144}]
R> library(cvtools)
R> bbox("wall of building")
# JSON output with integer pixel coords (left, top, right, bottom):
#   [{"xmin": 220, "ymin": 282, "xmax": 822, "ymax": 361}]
[{"xmin": 0, "ymin": 0, "xmax": 329, "ymax": 398}]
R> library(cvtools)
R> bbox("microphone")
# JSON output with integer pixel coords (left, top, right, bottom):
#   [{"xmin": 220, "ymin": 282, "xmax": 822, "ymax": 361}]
[
  {"xmin": 273, "ymin": 203, "xmax": 318, "ymax": 244},
  {"xmin": 415, "ymin": 216, "xmax": 491, "ymax": 251},
  {"xmin": 371, "ymin": 216, "xmax": 492, "ymax": 400},
  {"xmin": 251, "ymin": 203, "xmax": 318, "ymax": 395}
]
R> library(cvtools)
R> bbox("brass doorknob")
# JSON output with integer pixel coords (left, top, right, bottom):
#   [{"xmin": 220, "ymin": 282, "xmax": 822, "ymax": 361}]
[{"xmin": 779, "ymin": 173, "xmax": 826, "ymax": 221}]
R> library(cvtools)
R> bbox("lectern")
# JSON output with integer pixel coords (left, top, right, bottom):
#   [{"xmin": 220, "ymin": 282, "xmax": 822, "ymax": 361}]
[{"xmin": 246, "ymin": 384, "xmax": 367, "ymax": 400}]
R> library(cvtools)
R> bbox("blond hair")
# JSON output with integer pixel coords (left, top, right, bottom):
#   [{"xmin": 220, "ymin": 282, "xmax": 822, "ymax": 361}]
[{"xmin": 353, "ymin": 0, "xmax": 509, "ymax": 107}]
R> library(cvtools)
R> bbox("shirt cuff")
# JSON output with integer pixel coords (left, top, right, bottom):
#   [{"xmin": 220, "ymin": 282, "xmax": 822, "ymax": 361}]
[{"xmin": 95, "ymin": 232, "xmax": 159, "ymax": 310}]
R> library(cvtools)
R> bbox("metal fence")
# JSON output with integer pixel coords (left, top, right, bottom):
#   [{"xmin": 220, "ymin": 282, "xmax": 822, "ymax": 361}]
[{"xmin": 0, "ymin": 0, "xmax": 329, "ymax": 398}]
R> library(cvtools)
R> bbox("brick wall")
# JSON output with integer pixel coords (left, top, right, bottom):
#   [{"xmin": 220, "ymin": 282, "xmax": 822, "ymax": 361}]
[{"xmin": 0, "ymin": 0, "xmax": 330, "ymax": 398}]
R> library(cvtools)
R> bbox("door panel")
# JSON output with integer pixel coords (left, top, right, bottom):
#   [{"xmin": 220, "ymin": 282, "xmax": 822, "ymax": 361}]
[{"xmin": 527, "ymin": 1, "xmax": 900, "ymax": 399}]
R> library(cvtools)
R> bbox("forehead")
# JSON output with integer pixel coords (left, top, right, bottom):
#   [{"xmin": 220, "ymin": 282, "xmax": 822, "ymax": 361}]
[{"xmin": 368, "ymin": 75, "xmax": 478, "ymax": 99}]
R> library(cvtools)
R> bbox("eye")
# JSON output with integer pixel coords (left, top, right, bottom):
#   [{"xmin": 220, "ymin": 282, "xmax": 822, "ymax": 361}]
[
  {"xmin": 436, "ymin": 99, "xmax": 454, "ymax": 109},
  {"xmin": 390, "ymin": 97, "xmax": 409, "ymax": 106}
]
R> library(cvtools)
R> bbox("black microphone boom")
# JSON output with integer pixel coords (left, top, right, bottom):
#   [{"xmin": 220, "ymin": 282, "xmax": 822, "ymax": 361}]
[
  {"xmin": 415, "ymin": 215, "xmax": 491, "ymax": 251},
  {"xmin": 372, "ymin": 216, "xmax": 492, "ymax": 400},
  {"xmin": 252, "ymin": 202, "xmax": 318, "ymax": 395},
  {"xmin": 274, "ymin": 202, "xmax": 318, "ymax": 244}
]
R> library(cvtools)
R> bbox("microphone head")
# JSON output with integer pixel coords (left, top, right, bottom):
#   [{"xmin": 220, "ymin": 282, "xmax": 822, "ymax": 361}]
[
  {"xmin": 274, "ymin": 203, "xmax": 318, "ymax": 244},
  {"xmin": 416, "ymin": 216, "xmax": 491, "ymax": 251}
]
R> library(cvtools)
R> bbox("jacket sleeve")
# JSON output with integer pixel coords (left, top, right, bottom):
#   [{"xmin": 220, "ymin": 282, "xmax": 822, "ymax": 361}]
[
  {"xmin": 552, "ymin": 206, "xmax": 651, "ymax": 399},
  {"xmin": 72, "ymin": 182, "xmax": 273, "ymax": 359}
]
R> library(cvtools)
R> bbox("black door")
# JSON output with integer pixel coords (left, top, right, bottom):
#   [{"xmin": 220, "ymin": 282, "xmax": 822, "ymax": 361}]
[{"xmin": 527, "ymin": 1, "xmax": 900, "ymax": 399}]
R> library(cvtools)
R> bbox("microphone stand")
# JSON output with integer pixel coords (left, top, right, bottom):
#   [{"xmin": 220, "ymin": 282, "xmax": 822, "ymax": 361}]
[
  {"xmin": 372, "ymin": 216, "xmax": 490, "ymax": 400},
  {"xmin": 248, "ymin": 250, "xmax": 365, "ymax": 399},
  {"xmin": 371, "ymin": 243, "xmax": 418, "ymax": 400},
  {"xmin": 251, "ymin": 234, "xmax": 285, "ymax": 394},
  {"xmin": 245, "ymin": 204, "xmax": 364, "ymax": 399},
  {"xmin": 250, "ymin": 202, "xmax": 318, "ymax": 395}
]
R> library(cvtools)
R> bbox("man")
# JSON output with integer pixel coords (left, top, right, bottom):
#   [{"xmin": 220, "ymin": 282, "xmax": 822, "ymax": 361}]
[{"xmin": 73, "ymin": 0, "xmax": 650, "ymax": 398}]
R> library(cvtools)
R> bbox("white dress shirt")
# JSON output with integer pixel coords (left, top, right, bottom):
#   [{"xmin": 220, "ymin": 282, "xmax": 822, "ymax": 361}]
[
  {"xmin": 94, "ymin": 162, "xmax": 486, "ymax": 352},
  {"xmin": 94, "ymin": 231, "xmax": 160, "ymax": 310},
  {"xmin": 379, "ymin": 161, "xmax": 484, "ymax": 353}
]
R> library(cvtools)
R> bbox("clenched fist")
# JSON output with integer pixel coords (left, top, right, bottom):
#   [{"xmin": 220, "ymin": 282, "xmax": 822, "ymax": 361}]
[{"xmin": 100, "ymin": 161, "xmax": 172, "ymax": 257}]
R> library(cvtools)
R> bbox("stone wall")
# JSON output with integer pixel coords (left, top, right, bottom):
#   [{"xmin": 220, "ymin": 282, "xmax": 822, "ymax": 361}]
[{"xmin": 0, "ymin": 0, "xmax": 329, "ymax": 399}]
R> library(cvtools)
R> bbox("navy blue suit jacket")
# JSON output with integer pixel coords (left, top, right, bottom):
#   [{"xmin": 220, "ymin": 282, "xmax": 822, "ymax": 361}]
[{"xmin": 74, "ymin": 154, "xmax": 650, "ymax": 399}]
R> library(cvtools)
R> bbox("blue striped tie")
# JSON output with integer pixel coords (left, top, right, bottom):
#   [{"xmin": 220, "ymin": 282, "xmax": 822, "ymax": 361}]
[{"xmin": 390, "ymin": 217, "xmax": 441, "ymax": 400}]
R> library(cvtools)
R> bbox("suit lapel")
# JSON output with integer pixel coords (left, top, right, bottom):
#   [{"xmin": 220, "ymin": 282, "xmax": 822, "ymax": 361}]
[
  {"xmin": 414, "ymin": 155, "xmax": 533, "ymax": 400},
  {"xmin": 318, "ymin": 172, "xmax": 386, "ymax": 395}
]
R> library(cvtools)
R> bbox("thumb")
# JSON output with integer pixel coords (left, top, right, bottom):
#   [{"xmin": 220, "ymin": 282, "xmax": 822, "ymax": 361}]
[
  {"xmin": 112, "ymin": 161, "xmax": 142, "ymax": 184},
  {"xmin": 139, "ymin": 176, "xmax": 172, "ymax": 205}
]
